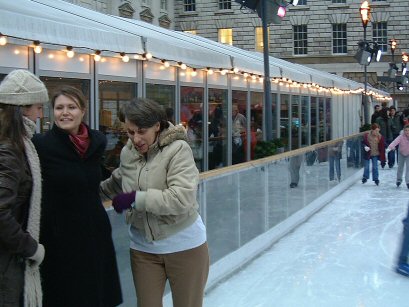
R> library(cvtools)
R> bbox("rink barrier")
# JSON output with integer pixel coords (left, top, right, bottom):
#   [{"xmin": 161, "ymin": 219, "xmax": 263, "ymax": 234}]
[{"xmin": 164, "ymin": 133, "xmax": 365, "ymax": 306}]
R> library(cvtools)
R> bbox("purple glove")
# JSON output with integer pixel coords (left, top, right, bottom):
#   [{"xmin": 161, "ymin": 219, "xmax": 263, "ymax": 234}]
[{"xmin": 112, "ymin": 191, "xmax": 136, "ymax": 213}]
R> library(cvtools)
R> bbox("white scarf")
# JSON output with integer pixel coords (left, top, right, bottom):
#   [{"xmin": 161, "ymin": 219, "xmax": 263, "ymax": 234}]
[{"xmin": 22, "ymin": 117, "xmax": 43, "ymax": 307}]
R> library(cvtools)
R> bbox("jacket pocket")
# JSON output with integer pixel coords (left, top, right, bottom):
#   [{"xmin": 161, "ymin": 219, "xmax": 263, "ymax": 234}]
[{"xmin": 125, "ymin": 208, "xmax": 144, "ymax": 230}]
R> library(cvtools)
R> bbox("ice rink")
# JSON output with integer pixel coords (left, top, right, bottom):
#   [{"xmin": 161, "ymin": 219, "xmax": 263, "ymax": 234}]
[{"xmin": 203, "ymin": 166, "xmax": 409, "ymax": 307}]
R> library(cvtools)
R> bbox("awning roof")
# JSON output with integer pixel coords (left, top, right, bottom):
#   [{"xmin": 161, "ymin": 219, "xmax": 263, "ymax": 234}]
[
  {"xmin": 0, "ymin": 0, "xmax": 390, "ymax": 97},
  {"xmin": 0, "ymin": 0, "xmax": 142, "ymax": 54},
  {"xmin": 28, "ymin": 0, "xmax": 233, "ymax": 69}
]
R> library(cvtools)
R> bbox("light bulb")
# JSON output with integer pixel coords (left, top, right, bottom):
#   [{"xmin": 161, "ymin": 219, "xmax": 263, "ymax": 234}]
[
  {"xmin": 34, "ymin": 45, "xmax": 42, "ymax": 54},
  {"xmin": 0, "ymin": 35, "xmax": 7, "ymax": 46},
  {"xmin": 67, "ymin": 50, "xmax": 74, "ymax": 58},
  {"xmin": 94, "ymin": 50, "xmax": 101, "ymax": 62},
  {"xmin": 120, "ymin": 52, "xmax": 129, "ymax": 62}
]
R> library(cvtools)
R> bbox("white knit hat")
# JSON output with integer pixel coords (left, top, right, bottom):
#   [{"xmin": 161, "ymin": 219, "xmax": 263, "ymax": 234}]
[{"xmin": 0, "ymin": 69, "xmax": 49, "ymax": 106}]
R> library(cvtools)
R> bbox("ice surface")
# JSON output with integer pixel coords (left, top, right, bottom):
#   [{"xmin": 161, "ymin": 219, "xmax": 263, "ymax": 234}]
[{"xmin": 204, "ymin": 167, "xmax": 409, "ymax": 307}]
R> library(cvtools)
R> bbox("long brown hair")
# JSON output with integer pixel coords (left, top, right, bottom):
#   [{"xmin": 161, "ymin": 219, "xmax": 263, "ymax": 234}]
[{"xmin": 0, "ymin": 104, "xmax": 26, "ymax": 152}]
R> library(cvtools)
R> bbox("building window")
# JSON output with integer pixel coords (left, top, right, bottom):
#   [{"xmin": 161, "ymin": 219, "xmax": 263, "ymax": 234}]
[
  {"xmin": 297, "ymin": 0, "xmax": 307, "ymax": 4},
  {"xmin": 184, "ymin": 0, "xmax": 196, "ymax": 12},
  {"xmin": 219, "ymin": 0, "xmax": 231, "ymax": 10},
  {"xmin": 293, "ymin": 25, "xmax": 307, "ymax": 55},
  {"xmin": 160, "ymin": 0, "xmax": 167, "ymax": 10},
  {"xmin": 218, "ymin": 28, "xmax": 233, "ymax": 45},
  {"xmin": 184, "ymin": 30, "xmax": 197, "ymax": 35},
  {"xmin": 332, "ymin": 0, "xmax": 346, "ymax": 3},
  {"xmin": 332, "ymin": 23, "xmax": 347, "ymax": 54},
  {"xmin": 372, "ymin": 22, "xmax": 387, "ymax": 52},
  {"xmin": 255, "ymin": 27, "xmax": 269, "ymax": 52}
]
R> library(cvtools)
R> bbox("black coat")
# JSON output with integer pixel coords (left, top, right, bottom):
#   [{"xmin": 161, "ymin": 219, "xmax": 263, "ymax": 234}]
[
  {"xmin": 33, "ymin": 124, "xmax": 122, "ymax": 307},
  {"xmin": 0, "ymin": 142, "xmax": 35, "ymax": 306}
]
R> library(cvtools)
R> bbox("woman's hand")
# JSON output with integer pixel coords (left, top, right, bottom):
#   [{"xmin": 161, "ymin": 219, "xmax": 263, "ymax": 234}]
[{"xmin": 112, "ymin": 191, "xmax": 136, "ymax": 213}]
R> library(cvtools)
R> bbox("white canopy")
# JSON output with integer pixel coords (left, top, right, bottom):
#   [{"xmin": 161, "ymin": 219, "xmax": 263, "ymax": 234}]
[
  {"xmin": 0, "ymin": 0, "xmax": 142, "ymax": 54},
  {"xmin": 0, "ymin": 0, "xmax": 390, "ymax": 97}
]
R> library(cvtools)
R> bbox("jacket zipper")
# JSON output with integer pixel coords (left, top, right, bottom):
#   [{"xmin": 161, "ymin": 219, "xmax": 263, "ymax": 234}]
[{"xmin": 137, "ymin": 156, "xmax": 154, "ymax": 240}]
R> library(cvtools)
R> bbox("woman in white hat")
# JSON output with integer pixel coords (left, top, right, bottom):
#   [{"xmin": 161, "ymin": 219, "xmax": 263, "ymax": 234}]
[{"xmin": 0, "ymin": 69, "xmax": 49, "ymax": 307}]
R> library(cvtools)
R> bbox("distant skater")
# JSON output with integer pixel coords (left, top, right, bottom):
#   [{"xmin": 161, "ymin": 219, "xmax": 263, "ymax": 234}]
[
  {"xmin": 386, "ymin": 124, "xmax": 409, "ymax": 188},
  {"xmin": 362, "ymin": 123, "xmax": 386, "ymax": 186}
]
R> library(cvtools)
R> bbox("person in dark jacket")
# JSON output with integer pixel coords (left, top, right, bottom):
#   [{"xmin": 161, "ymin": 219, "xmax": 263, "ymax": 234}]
[
  {"xmin": 371, "ymin": 104, "xmax": 381, "ymax": 124},
  {"xmin": 32, "ymin": 86, "xmax": 122, "ymax": 307},
  {"xmin": 376, "ymin": 108, "xmax": 394, "ymax": 168},
  {"xmin": 0, "ymin": 69, "xmax": 48, "ymax": 307},
  {"xmin": 362, "ymin": 123, "xmax": 386, "ymax": 185},
  {"xmin": 389, "ymin": 106, "xmax": 404, "ymax": 166}
]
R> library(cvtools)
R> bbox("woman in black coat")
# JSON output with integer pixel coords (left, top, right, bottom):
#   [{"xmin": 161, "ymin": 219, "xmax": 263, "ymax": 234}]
[{"xmin": 33, "ymin": 86, "xmax": 122, "ymax": 307}]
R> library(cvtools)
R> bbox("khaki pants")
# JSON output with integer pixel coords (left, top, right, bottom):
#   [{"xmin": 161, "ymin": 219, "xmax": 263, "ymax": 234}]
[{"xmin": 130, "ymin": 243, "xmax": 209, "ymax": 307}]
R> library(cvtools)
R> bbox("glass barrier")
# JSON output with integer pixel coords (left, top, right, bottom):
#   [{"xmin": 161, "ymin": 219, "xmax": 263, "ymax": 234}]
[{"xmin": 107, "ymin": 134, "xmax": 364, "ymax": 306}]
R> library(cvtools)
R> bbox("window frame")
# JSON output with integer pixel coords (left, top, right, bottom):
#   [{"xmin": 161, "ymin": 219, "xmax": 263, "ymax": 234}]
[
  {"xmin": 372, "ymin": 21, "xmax": 388, "ymax": 52},
  {"xmin": 332, "ymin": 23, "xmax": 347, "ymax": 54},
  {"xmin": 218, "ymin": 28, "xmax": 233, "ymax": 45},
  {"xmin": 255, "ymin": 27, "xmax": 269, "ymax": 52},
  {"xmin": 218, "ymin": 0, "xmax": 231, "ymax": 10},
  {"xmin": 183, "ymin": 0, "xmax": 196, "ymax": 12},
  {"xmin": 160, "ymin": 0, "xmax": 168, "ymax": 10},
  {"xmin": 293, "ymin": 25, "xmax": 308, "ymax": 55}
]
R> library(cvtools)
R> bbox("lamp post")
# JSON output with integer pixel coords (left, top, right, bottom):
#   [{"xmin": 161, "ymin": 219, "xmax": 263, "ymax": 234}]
[
  {"xmin": 360, "ymin": 0, "xmax": 371, "ymax": 125},
  {"xmin": 390, "ymin": 39, "xmax": 397, "ymax": 107}
]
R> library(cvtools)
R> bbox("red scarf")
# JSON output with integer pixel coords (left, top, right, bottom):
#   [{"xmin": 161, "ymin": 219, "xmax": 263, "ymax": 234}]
[{"xmin": 69, "ymin": 123, "xmax": 90, "ymax": 158}]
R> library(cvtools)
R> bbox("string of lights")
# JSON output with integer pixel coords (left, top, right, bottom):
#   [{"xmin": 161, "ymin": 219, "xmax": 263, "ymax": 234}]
[{"xmin": 0, "ymin": 32, "xmax": 391, "ymax": 101}]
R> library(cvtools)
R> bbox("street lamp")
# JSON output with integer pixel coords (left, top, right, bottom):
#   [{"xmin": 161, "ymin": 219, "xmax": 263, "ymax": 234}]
[{"xmin": 360, "ymin": 0, "xmax": 371, "ymax": 125}]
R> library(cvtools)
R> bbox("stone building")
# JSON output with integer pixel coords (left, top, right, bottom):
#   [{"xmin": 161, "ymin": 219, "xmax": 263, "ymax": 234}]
[
  {"xmin": 63, "ymin": 0, "xmax": 408, "ymax": 109},
  {"xmin": 172, "ymin": 0, "xmax": 409, "ymax": 109},
  {"xmin": 64, "ymin": 0, "xmax": 175, "ymax": 28}
]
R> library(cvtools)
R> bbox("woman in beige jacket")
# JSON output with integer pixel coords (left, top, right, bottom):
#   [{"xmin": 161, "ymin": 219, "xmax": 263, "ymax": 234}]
[{"xmin": 100, "ymin": 98, "xmax": 209, "ymax": 307}]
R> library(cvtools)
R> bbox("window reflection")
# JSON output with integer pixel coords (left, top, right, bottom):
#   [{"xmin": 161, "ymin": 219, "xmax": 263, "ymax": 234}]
[
  {"xmin": 319, "ymin": 97, "xmax": 325, "ymax": 142},
  {"xmin": 99, "ymin": 80, "xmax": 137, "ymax": 172},
  {"xmin": 311, "ymin": 96, "xmax": 318, "ymax": 144},
  {"xmin": 301, "ymin": 96, "xmax": 309, "ymax": 146},
  {"xmin": 231, "ymin": 91, "xmax": 246, "ymax": 165},
  {"xmin": 209, "ymin": 88, "xmax": 227, "ymax": 169},
  {"xmin": 250, "ymin": 92, "xmax": 263, "ymax": 159},
  {"xmin": 146, "ymin": 83, "xmax": 175, "ymax": 124},
  {"xmin": 326, "ymin": 97, "xmax": 332, "ymax": 140},
  {"xmin": 281, "ymin": 94, "xmax": 290, "ymax": 149},
  {"xmin": 181, "ymin": 86, "xmax": 204, "ymax": 171},
  {"xmin": 291, "ymin": 95, "xmax": 300, "ymax": 150}
]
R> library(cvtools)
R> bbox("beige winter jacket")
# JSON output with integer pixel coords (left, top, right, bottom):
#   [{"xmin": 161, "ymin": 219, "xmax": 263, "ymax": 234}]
[{"xmin": 100, "ymin": 124, "xmax": 200, "ymax": 242}]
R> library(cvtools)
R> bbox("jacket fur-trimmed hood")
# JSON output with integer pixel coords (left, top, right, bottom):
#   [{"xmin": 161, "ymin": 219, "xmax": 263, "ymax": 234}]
[{"xmin": 158, "ymin": 123, "xmax": 188, "ymax": 147}]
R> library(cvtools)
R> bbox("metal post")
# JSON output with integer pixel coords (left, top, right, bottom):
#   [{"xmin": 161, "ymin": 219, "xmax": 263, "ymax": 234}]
[
  {"xmin": 261, "ymin": 0, "xmax": 272, "ymax": 141},
  {"xmin": 363, "ymin": 26, "xmax": 370, "ymax": 125},
  {"xmin": 391, "ymin": 51, "xmax": 396, "ymax": 107}
]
